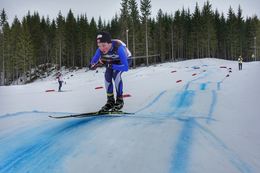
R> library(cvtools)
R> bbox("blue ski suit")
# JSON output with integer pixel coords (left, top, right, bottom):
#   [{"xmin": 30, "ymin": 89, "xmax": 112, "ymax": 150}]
[{"xmin": 90, "ymin": 39, "xmax": 132, "ymax": 98}]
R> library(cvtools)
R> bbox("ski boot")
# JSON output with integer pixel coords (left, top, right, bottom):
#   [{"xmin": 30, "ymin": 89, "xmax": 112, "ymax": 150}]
[
  {"xmin": 112, "ymin": 96, "xmax": 124, "ymax": 111},
  {"xmin": 99, "ymin": 95, "xmax": 115, "ymax": 112}
]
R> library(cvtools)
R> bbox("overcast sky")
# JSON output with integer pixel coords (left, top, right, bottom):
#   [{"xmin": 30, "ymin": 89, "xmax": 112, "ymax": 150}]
[{"xmin": 1, "ymin": 0, "xmax": 260, "ymax": 24}]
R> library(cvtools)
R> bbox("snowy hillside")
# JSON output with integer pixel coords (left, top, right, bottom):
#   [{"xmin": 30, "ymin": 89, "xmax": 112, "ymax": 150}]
[{"xmin": 0, "ymin": 58, "xmax": 260, "ymax": 173}]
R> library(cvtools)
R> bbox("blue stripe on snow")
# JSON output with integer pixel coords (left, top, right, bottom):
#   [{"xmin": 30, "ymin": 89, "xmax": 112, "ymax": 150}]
[
  {"xmin": 135, "ymin": 90, "xmax": 166, "ymax": 113},
  {"xmin": 200, "ymin": 83, "xmax": 207, "ymax": 90},
  {"xmin": 195, "ymin": 122, "xmax": 252, "ymax": 173},
  {"xmin": 206, "ymin": 90, "xmax": 217, "ymax": 124},
  {"xmin": 174, "ymin": 90, "xmax": 195, "ymax": 109},
  {"xmin": 217, "ymin": 82, "xmax": 222, "ymax": 90},
  {"xmin": 184, "ymin": 83, "xmax": 190, "ymax": 91},
  {"xmin": 170, "ymin": 118, "xmax": 195, "ymax": 173},
  {"xmin": 0, "ymin": 117, "xmax": 102, "ymax": 173}
]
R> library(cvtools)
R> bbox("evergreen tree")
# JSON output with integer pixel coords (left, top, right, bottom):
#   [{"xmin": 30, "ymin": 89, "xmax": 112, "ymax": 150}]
[
  {"xmin": 10, "ymin": 17, "xmax": 21, "ymax": 82},
  {"xmin": 0, "ymin": 3, "xmax": 260, "ymax": 85},
  {"xmin": 77, "ymin": 14, "xmax": 88, "ymax": 67},
  {"xmin": 0, "ymin": 8, "xmax": 8, "ymax": 85},
  {"xmin": 237, "ymin": 5, "xmax": 244, "ymax": 56},
  {"xmin": 26, "ymin": 12, "xmax": 42, "ymax": 65},
  {"xmin": 226, "ymin": 6, "xmax": 237, "ymax": 59},
  {"xmin": 2, "ymin": 23, "xmax": 11, "ymax": 84},
  {"xmin": 119, "ymin": 0, "xmax": 130, "ymax": 43},
  {"xmin": 256, "ymin": 20, "xmax": 260, "ymax": 60},
  {"xmin": 129, "ymin": 0, "xmax": 139, "ymax": 67},
  {"xmin": 40, "ymin": 17, "xmax": 52, "ymax": 64},
  {"xmin": 140, "ymin": 0, "xmax": 151, "ymax": 65},
  {"xmin": 191, "ymin": 3, "xmax": 202, "ymax": 58},
  {"xmin": 97, "ymin": 16, "xmax": 104, "ymax": 31},
  {"xmin": 49, "ymin": 19, "xmax": 56, "ymax": 64},
  {"xmin": 156, "ymin": 9, "xmax": 166, "ymax": 62},
  {"xmin": 88, "ymin": 17, "xmax": 98, "ymax": 61},
  {"xmin": 173, "ymin": 10, "xmax": 181, "ymax": 59},
  {"xmin": 219, "ymin": 13, "xmax": 228, "ymax": 58},
  {"xmin": 201, "ymin": 1, "xmax": 217, "ymax": 58},
  {"xmin": 4, "ymin": 23, "xmax": 13, "ymax": 85},
  {"xmin": 245, "ymin": 16, "xmax": 258, "ymax": 61},
  {"xmin": 109, "ymin": 15, "xmax": 120, "ymax": 38},
  {"xmin": 17, "ymin": 17, "xmax": 34, "ymax": 81},
  {"xmin": 54, "ymin": 12, "xmax": 66, "ymax": 68},
  {"xmin": 183, "ymin": 9, "xmax": 192, "ymax": 59},
  {"xmin": 82, "ymin": 15, "xmax": 92, "ymax": 66},
  {"xmin": 149, "ymin": 18, "xmax": 157, "ymax": 61},
  {"xmin": 65, "ymin": 9, "xmax": 77, "ymax": 67},
  {"xmin": 214, "ymin": 11, "xmax": 227, "ymax": 59},
  {"xmin": 179, "ymin": 8, "xmax": 186, "ymax": 59}
]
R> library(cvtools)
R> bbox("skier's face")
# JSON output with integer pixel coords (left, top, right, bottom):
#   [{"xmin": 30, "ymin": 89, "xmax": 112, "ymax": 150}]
[{"xmin": 97, "ymin": 42, "xmax": 111, "ymax": 54}]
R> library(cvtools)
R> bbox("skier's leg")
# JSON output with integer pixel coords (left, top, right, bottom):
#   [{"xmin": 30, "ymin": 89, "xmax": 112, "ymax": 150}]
[
  {"xmin": 112, "ymin": 70, "xmax": 124, "ymax": 110},
  {"xmin": 113, "ymin": 70, "xmax": 123, "ymax": 97},
  {"xmin": 100, "ymin": 68, "xmax": 115, "ymax": 111},
  {"xmin": 58, "ymin": 81, "xmax": 62, "ymax": 91},
  {"xmin": 105, "ymin": 68, "xmax": 114, "ymax": 94}
]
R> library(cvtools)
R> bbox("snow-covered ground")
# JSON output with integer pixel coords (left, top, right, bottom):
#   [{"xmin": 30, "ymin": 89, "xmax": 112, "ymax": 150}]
[{"xmin": 0, "ymin": 58, "xmax": 260, "ymax": 173}]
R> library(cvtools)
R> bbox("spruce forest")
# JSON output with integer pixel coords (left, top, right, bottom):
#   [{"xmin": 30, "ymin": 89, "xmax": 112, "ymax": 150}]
[{"xmin": 0, "ymin": 0, "xmax": 259, "ymax": 85}]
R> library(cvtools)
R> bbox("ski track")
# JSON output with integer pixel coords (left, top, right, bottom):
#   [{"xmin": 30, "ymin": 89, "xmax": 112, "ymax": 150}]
[
  {"xmin": 136, "ymin": 65, "xmax": 252, "ymax": 173},
  {"xmin": 0, "ymin": 114, "xmax": 117, "ymax": 173},
  {"xmin": 170, "ymin": 117, "xmax": 195, "ymax": 173},
  {"xmin": 0, "ymin": 63, "xmax": 254, "ymax": 173}
]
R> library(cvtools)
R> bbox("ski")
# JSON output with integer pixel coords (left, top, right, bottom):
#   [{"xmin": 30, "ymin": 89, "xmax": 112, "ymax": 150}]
[{"xmin": 49, "ymin": 111, "xmax": 134, "ymax": 119}]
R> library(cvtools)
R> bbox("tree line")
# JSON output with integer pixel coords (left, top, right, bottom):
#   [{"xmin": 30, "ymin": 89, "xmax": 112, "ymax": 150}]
[{"xmin": 0, "ymin": 0, "xmax": 259, "ymax": 85}]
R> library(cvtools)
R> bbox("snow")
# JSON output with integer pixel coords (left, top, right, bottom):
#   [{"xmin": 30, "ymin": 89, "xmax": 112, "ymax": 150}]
[{"xmin": 0, "ymin": 58, "xmax": 260, "ymax": 173}]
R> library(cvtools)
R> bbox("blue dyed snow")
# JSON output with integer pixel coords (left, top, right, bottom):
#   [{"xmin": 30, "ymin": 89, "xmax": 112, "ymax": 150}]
[
  {"xmin": 135, "ymin": 90, "xmax": 166, "ymax": 113},
  {"xmin": 200, "ymin": 83, "xmax": 207, "ymax": 90},
  {"xmin": 0, "ymin": 116, "xmax": 101, "ymax": 173},
  {"xmin": 206, "ymin": 90, "xmax": 217, "ymax": 124},
  {"xmin": 170, "ymin": 118, "xmax": 195, "ymax": 173}
]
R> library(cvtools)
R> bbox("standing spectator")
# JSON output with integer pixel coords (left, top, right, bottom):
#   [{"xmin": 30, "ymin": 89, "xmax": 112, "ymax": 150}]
[
  {"xmin": 238, "ymin": 55, "xmax": 243, "ymax": 70},
  {"xmin": 56, "ymin": 72, "xmax": 63, "ymax": 92}
]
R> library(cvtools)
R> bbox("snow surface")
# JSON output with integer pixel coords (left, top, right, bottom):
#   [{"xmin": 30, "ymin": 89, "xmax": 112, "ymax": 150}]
[{"xmin": 0, "ymin": 58, "xmax": 260, "ymax": 173}]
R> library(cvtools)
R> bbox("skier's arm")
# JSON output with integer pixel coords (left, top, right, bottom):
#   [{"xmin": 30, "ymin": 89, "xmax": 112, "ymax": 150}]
[
  {"xmin": 112, "ymin": 45, "xmax": 129, "ymax": 71},
  {"xmin": 90, "ymin": 49, "xmax": 101, "ymax": 65}
]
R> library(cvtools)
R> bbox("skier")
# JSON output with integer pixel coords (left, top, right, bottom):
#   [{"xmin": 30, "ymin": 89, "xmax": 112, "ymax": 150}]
[
  {"xmin": 56, "ymin": 72, "xmax": 63, "ymax": 92},
  {"xmin": 90, "ymin": 31, "xmax": 131, "ymax": 112},
  {"xmin": 238, "ymin": 55, "xmax": 243, "ymax": 70}
]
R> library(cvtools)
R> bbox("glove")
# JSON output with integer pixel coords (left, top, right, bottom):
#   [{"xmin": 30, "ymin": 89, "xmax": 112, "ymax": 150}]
[{"xmin": 89, "ymin": 64, "xmax": 97, "ymax": 70}]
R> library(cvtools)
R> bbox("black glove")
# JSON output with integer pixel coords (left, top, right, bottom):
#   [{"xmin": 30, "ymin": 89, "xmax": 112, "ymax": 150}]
[{"xmin": 89, "ymin": 64, "xmax": 97, "ymax": 70}]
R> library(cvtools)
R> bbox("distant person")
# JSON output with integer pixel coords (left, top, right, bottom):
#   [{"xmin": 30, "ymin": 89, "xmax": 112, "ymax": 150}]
[
  {"xmin": 56, "ymin": 72, "xmax": 63, "ymax": 92},
  {"xmin": 238, "ymin": 55, "xmax": 243, "ymax": 70},
  {"xmin": 90, "ymin": 31, "xmax": 132, "ymax": 112}
]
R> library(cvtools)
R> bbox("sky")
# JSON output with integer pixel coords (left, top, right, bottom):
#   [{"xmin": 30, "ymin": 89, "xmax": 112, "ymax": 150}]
[{"xmin": 0, "ymin": 0, "xmax": 260, "ymax": 24}]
